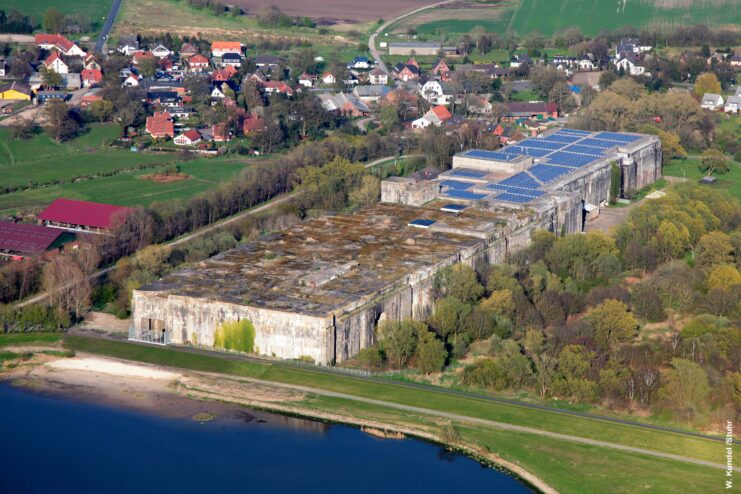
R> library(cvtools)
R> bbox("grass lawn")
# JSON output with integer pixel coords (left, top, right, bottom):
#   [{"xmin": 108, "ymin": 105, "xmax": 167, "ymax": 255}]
[
  {"xmin": 64, "ymin": 335, "xmax": 722, "ymax": 464},
  {"xmin": 0, "ymin": 0, "xmax": 112, "ymax": 30},
  {"xmin": 663, "ymin": 156, "xmax": 741, "ymax": 201},
  {"xmin": 0, "ymin": 159, "xmax": 248, "ymax": 215},
  {"xmin": 510, "ymin": 89, "xmax": 540, "ymax": 102},
  {"xmin": 0, "ymin": 333, "xmax": 63, "ymax": 347}
]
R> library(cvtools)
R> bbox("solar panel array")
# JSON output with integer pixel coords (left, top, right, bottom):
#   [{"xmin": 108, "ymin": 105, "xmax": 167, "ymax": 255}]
[
  {"xmin": 447, "ymin": 167, "xmax": 489, "ymax": 179},
  {"xmin": 445, "ymin": 129, "xmax": 646, "ymax": 205},
  {"xmin": 528, "ymin": 163, "xmax": 573, "ymax": 183},
  {"xmin": 440, "ymin": 179, "xmax": 473, "ymax": 190},
  {"xmin": 498, "ymin": 172, "xmax": 541, "ymax": 190},
  {"xmin": 408, "ymin": 219, "xmax": 435, "ymax": 227},
  {"xmin": 546, "ymin": 151, "xmax": 600, "ymax": 168},
  {"xmin": 442, "ymin": 189, "xmax": 488, "ymax": 201}
]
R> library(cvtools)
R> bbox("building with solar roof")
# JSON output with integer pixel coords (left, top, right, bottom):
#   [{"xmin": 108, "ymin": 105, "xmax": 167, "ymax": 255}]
[
  {"xmin": 130, "ymin": 127, "xmax": 660, "ymax": 365},
  {"xmin": 383, "ymin": 127, "xmax": 661, "ymax": 233}
]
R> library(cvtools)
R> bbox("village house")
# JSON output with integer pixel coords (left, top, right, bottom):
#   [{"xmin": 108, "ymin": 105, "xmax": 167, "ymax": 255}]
[
  {"xmin": 35, "ymin": 34, "xmax": 86, "ymax": 57},
  {"xmin": 510, "ymin": 54, "xmax": 532, "ymax": 68},
  {"xmin": 81, "ymin": 69, "xmax": 103, "ymax": 88},
  {"xmin": 262, "ymin": 80, "xmax": 295, "ymax": 97},
  {"xmin": 0, "ymin": 81, "xmax": 32, "ymax": 100},
  {"xmin": 212, "ymin": 123, "xmax": 232, "ymax": 142},
  {"xmin": 431, "ymin": 58, "xmax": 450, "ymax": 76},
  {"xmin": 174, "ymin": 129, "xmax": 202, "ymax": 146},
  {"xmin": 502, "ymin": 102, "xmax": 558, "ymax": 121},
  {"xmin": 122, "ymin": 73, "xmax": 140, "ymax": 87},
  {"xmin": 393, "ymin": 63, "xmax": 420, "ymax": 82},
  {"xmin": 412, "ymin": 105, "xmax": 452, "ymax": 129},
  {"xmin": 179, "ymin": 43, "xmax": 198, "ymax": 59},
  {"xmin": 578, "ymin": 55, "xmax": 598, "ymax": 71},
  {"xmin": 187, "ymin": 54, "xmax": 210, "ymax": 73},
  {"xmin": 298, "ymin": 72, "xmax": 317, "ymax": 87},
  {"xmin": 321, "ymin": 72, "xmax": 336, "ymax": 85},
  {"xmin": 80, "ymin": 93, "xmax": 103, "ymax": 108},
  {"xmin": 242, "ymin": 114, "xmax": 266, "ymax": 134},
  {"xmin": 117, "ymin": 35, "xmax": 140, "ymax": 56},
  {"xmin": 368, "ymin": 67, "xmax": 388, "ymax": 85},
  {"xmin": 220, "ymin": 52, "xmax": 242, "ymax": 68},
  {"xmin": 83, "ymin": 54, "xmax": 101, "ymax": 70},
  {"xmin": 211, "ymin": 41, "xmax": 242, "ymax": 58},
  {"xmin": 614, "ymin": 54, "xmax": 647, "ymax": 76},
  {"xmin": 39, "ymin": 198, "xmax": 131, "ymax": 234},
  {"xmin": 492, "ymin": 123, "xmax": 524, "ymax": 145},
  {"xmin": 347, "ymin": 56, "xmax": 371, "ymax": 70},
  {"xmin": 319, "ymin": 93, "xmax": 371, "ymax": 117},
  {"xmin": 724, "ymin": 95, "xmax": 741, "ymax": 114},
  {"xmin": 701, "ymin": 93, "xmax": 724, "ymax": 110},
  {"xmin": 146, "ymin": 111, "xmax": 175, "ymax": 138},
  {"xmin": 465, "ymin": 94, "xmax": 492, "ymax": 115},
  {"xmin": 254, "ymin": 55, "xmax": 280, "ymax": 69},
  {"xmin": 212, "ymin": 67, "xmax": 237, "ymax": 82},
  {"xmin": 36, "ymin": 90, "xmax": 66, "ymax": 104},
  {"xmin": 352, "ymin": 85, "xmax": 391, "ymax": 104},
  {"xmin": 455, "ymin": 63, "xmax": 507, "ymax": 79},
  {"xmin": 419, "ymin": 79, "xmax": 454, "ymax": 106},
  {"xmin": 43, "ymin": 52, "xmax": 68, "ymax": 74}
]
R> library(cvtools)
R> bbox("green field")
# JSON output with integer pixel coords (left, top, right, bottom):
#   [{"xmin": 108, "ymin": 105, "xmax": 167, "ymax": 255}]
[
  {"xmin": 396, "ymin": 0, "xmax": 741, "ymax": 39},
  {"xmin": 0, "ymin": 0, "xmax": 112, "ymax": 27},
  {"xmin": 0, "ymin": 333, "xmax": 62, "ymax": 347},
  {"xmin": 0, "ymin": 125, "xmax": 248, "ymax": 215},
  {"xmin": 63, "ymin": 335, "xmax": 726, "ymax": 493},
  {"xmin": 663, "ymin": 156, "xmax": 741, "ymax": 201}
]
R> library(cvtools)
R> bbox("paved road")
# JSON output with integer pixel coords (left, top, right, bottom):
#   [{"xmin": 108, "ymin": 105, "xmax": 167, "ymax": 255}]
[
  {"xmin": 367, "ymin": 0, "xmax": 457, "ymax": 74},
  {"xmin": 94, "ymin": 0, "xmax": 123, "ymax": 54}
]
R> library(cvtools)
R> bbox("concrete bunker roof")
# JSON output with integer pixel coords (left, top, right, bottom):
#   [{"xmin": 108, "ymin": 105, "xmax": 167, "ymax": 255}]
[{"xmin": 140, "ymin": 204, "xmax": 515, "ymax": 316}]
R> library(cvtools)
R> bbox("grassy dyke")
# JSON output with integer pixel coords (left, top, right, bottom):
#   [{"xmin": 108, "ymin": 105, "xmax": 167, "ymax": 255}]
[
  {"xmin": 0, "ymin": 333, "xmax": 63, "ymax": 347},
  {"xmin": 64, "ymin": 335, "xmax": 722, "ymax": 464}
]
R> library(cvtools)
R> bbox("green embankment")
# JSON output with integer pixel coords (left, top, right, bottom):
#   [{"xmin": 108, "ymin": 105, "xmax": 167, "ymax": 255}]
[
  {"xmin": 0, "ymin": 333, "xmax": 63, "ymax": 347},
  {"xmin": 64, "ymin": 336, "xmax": 722, "ymax": 464}
]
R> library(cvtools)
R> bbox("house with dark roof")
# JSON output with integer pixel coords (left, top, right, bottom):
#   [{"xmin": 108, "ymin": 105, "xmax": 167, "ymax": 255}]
[
  {"xmin": 254, "ymin": 55, "xmax": 280, "ymax": 68},
  {"xmin": 0, "ymin": 222, "xmax": 73, "ymax": 260},
  {"xmin": 39, "ymin": 198, "xmax": 132, "ymax": 234},
  {"xmin": 393, "ymin": 63, "xmax": 420, "ymax": 82},
  {"xmin": 502, "ymin": 102, "xmax": 558, "ymax": 121}
]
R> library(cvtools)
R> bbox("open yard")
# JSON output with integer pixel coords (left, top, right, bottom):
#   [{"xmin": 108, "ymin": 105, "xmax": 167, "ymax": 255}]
[
  {"xmin": 663, "ymin": 155, "xmax": 741, "ymax": 201},
  {"xmin": 0, "ymin": 125, "xmax": 248, "ymax": 216},
  {"xmin": 388, "ymin": 0, "xmax": 741, "ymax": 39}
]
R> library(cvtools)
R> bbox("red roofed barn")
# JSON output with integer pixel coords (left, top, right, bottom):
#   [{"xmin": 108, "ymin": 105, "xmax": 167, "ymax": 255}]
[
  {"xmin": 38, "ymin": 198, "xmax": 132, "ymax": 234},
  {"xmin": 0, "ymin": 222, "xmax": 72, "ymax": 260}
]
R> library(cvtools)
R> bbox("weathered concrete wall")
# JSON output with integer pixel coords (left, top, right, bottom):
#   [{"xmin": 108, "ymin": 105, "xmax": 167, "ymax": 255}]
[
  {"xmin": 381, "ymin": 179, "xmax": 438, "ymax": 206},
  {"xmin": 452, "ymin": 155, "xmax": 532, "ymax": 173},
  {"xmin": 623, "ymin": 140, "xmax": 662, "ymax": 194},
  {"xmin": 131, "ymin": 291, "xmax": 333, "ymax": 363}
]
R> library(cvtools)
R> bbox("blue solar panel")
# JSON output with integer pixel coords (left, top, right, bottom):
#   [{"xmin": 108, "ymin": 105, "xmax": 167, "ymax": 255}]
[
  {"xmin": 557, "ymin": 128, "xmax": 592, "ymax": 136},
  {"xmin": 440, "ymin": 179, "xmax": 473, "ymax": 190},
  {"xmin": 593, "ymin": 131, "xmax": 641, "ymax": 143},
  {"xmin": 503, "ymin": 146, "xmax": 551, "ymax": 157},
  {"xmin": 440, "ymin": 203, "xmax": 466, "ymax": 212},
  {"xmin": 409, "ymin": 219, "xmax": 435, "ymax": 227},
  {"xmin": 546, "ymin": 151, "xmax": 601, "ymax": 168},
  {"xmin": 577, "ymin": 138, "xmax": 618, "ymax": 149},
  {"xmin": 562, "ymin": 144, "xmax": 606, "ymax": 155},
  {"xmin": 461, "ymin": 149, "xmax": 523, "ymax": 162},
  {"xmin": 442, "ymin": 189, "xmax": 487, "ymax": 200},
  {"xmin": 447, "ymin": 167, "xmax": 489, "ymax": 179},
  {"xmin": 540, "ymin": 134, "xmax": 582, "ymax": 144},
  {"xmin": 516, "ymin": 139, "xmax": 564, "ymax": 150},
  {"xmin": 495, "ymin": 192, "xmax": 538, "ymax": 203},
  {"xmin": 498, "ymin": 172, "xmax": 542, "ymax": 190},
  {"xmin": 529, "ymin": 163, "xmax": 573, "ymax": 183}
]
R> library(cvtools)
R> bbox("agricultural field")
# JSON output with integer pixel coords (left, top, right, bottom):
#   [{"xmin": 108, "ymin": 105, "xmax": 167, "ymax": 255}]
[
  {"xmin": 389, "ymin": 0, "xmax": 741, "ymax": 39},
  {"xmin": 0, "ymin": 0, "xmax": 112, "ymax": 29},
  {"xmin": 230, "ymin": 0, "xmax": 432, "ymax": 25},
  {"xmin": 0, "ymin": 125, "xmax": 248, "ymax": 216}
]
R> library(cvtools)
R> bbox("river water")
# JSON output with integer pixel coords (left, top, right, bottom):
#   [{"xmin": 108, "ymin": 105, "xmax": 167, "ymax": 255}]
[{"xmin": 0, "ymin": 384, "xmax": 533, "ymax": 493}]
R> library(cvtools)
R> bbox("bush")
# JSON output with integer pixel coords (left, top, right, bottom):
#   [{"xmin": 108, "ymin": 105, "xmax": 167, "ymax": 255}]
[
  {"xmin": 681, "ymin": 314, "xmax": 727, "ymax": 339},
  {"xmin": 356, "ymin": 346, "xmax": 384, "ymax": 369},
  {"xmin": 461, "ymin": 358, "xmax": 509, "ymax": 390},
  {"xmin": 631, "ymin": 283, "xmax": 666, "ymax": 322},
  {"xmin": 416, "ymin": 333, "xmax": 448, "ymax": 374},
  {"xmin": 213, "ymin": 319, "xmax": 255, "ymax": 353}
]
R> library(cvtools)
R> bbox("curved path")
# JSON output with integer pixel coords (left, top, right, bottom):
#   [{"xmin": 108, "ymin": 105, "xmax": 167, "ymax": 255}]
[{"xmin": 368, "ymin": 0, "xmax": 457, "ymax": 73}]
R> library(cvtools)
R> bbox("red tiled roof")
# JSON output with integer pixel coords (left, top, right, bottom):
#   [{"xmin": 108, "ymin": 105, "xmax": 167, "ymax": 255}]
[
  {"xmin": 242, "ymin": 115, "xmax": 265, "ymax": 133},
  {"xmin": 44, "ymin": 51, "xmax": 64, "ymax": 67},
  {"xmin": 188, "ymin": 54, "xmax": 209, "ymax": 66},
  {"xmin": 0, "ymin": 222, "xmax": 64, "ymax": 255},
  {"xmin": 181, "ymin": 129, "xmax": 201, "ymax": 141},
  {"xmin": 431, "ymin": 105, "xmax": 452, "ymax": 121},
  {"xmin": 211, "ymin": 41, "xmax": 241, "ymax": 51},
  {"xmin": 146, "ymin": 111, "xmax": 174, "ymax": 137},
  {"xmin": 81, "ymin": 69, "xmax": 103, "ymax": 83},
  {"xmin": 35, "ymin": 34, "xmax": 75, "ymax": 52},
  {"xmin": 39, "ymin": 198, "xmax": 131, "ymax": 230}
]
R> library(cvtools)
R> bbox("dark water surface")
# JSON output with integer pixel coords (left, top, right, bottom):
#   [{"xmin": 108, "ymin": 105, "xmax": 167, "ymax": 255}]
[{"xmin": 0, "ymin": 384, "xmax": 533, "ymax": 493}]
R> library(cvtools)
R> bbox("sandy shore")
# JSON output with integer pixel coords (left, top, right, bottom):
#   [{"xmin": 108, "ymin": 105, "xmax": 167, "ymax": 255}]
[{"xmin": 1, "ymin": 352, "xmax": 554, "ymax": 493}]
